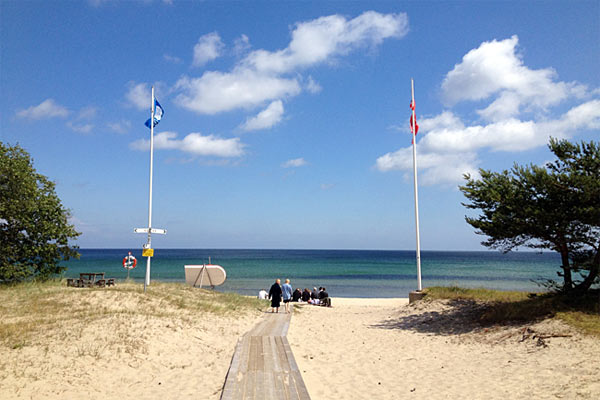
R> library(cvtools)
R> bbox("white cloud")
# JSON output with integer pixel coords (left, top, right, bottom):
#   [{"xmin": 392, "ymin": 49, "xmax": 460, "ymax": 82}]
[
  {"xmin": 555, "ymin": 99, "xmax": 600, "ymax": 130},
  {"xmin": 375, "ymin": 147, "xmax": 480, "ymax": 185},
  {"xmin": 306, "ymin": 76, "xmax": 322, "ymax": 94},
  {"xmin": 175, "ymin": 71, "xmax": 300, "ymax": 114},
  {"xmin": 240, "ymin": 100, "xmax": 284, "ymax": 131},
  {"xmin": 418, "ymin": 111, "xmax": 464, "ymax": 132},
  {"xmin": 174, "ymin": 11, "xmax": 408, "ymax": 115},
  {"xmin": 320, "ymin": 183, "xmax": 335, "ymax": 190},
  {"xmin": 442, "ymin": 35, "xmax": 588, "ymax": 121},
  {"xmin": 376, "ymin": 102, "xmax": 600, "ymax": 185},
  {"xmin": 193, "ymin": 32, "xmax": 225, "ymax": 67},
  {"xmin": 125, "ymin": 81, "xmax": 150, "ymax": 110},
  {"xmin": 76, "ymin": 106, "xmax": 97, "ymax": 120},
  {"xmin": 282, "ymin": 157, "xmax": 307, "ymax": 168},
  {"xmin": 108, "ymin": 120, "xmax": 132, "ymax": 134},
  {"xmin": 16, "ymin": 99, "xmax": 69, "ymax": 119},
  {"xmin": 130, "ymin": 131, "xmax": 245, "ymax": 158},
  {"xmin": 163, "ymin": 54, "xmax": 183, "ymax": 64},
  {"xmin": 242, "ymin": 12, "xmax": 408, "ymax": 74},
  {"xmin": 233, "ymin": 34, "xmax": 251, "ymax": 55},
  {"xmin": 125, "ymin": 81, "xmax": 166, "ymax": 111},
  {"xmin": 67, "ymin": 121, "xmax": 94, "ymax": 134},
  {"xmin": 376, "ymin": 36, "xmax": 600, "ymax": 186}
]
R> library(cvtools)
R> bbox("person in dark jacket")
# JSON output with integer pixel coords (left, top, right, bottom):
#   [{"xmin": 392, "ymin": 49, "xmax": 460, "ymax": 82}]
[
  {"xmin": 318, "ymin": 287, "xmax": 331, "ymax": 307},
  {"xmin": 301, "ymin": 288, "xmax": 311, "ymax": 302},
  {"xmin": 268, "ymin": 279, "xmax": 282, "ymax": 313},
  {"xmin": 318, "ymin": 287, "xmax": 328, "ymax": 300},
  {"xmin": 292, "ymin": 288, "xmax": 302, "ymax": 302},
  {"xmin": 311, "ymin": 287, "xmax": 319, "ymax": 300}
]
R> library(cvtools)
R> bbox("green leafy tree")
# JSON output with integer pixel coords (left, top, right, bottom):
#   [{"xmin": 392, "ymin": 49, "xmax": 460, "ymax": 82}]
[
  {"xmin": 0, "ymin": 142, "xmax": 80, "ymax": 283},
  {"xmin": 460, "ymin": 138, "xmax": 600, "ymax": 294}
]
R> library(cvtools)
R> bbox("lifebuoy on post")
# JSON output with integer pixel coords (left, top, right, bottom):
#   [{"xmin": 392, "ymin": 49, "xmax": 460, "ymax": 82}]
[{"xmin": 123, "ymin": 253, "xmax": 137, "ymax": 269}]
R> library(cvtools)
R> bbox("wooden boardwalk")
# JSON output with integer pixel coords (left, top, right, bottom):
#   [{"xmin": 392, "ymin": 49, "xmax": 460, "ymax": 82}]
[{"xmin": 220, "ymin": 310, "xmax": 311, "ymax": 400}]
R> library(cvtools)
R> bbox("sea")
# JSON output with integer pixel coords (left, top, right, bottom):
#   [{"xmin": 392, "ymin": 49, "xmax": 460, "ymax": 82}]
[{"xmin": 62, "ymin": 249, "xmax": 562, "ymax": 298}]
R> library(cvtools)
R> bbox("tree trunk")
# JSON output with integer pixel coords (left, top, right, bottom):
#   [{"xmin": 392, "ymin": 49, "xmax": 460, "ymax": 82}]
[
  {"xmin": 559, "ymin": 244, "xmax": 573, "ymax": 291},
  {"xmin": 573, "ymin": 248, "xmax": 600, "ymax": 294}
]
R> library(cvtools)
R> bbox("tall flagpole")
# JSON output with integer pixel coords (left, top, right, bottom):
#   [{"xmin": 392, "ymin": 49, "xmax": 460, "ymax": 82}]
[
  {"xmin": 411, "ymin": 78, "xmax": 422, "ymax": 291},
  {"xmin": 144, "ymin": 86, "xmax": 155, "ymax": 292}
]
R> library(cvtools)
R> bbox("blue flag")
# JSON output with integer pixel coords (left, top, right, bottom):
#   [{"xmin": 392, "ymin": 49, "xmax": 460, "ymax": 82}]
[{"xmin": 145, "ymin": 98, "xmax": 164, "ymax": 128}]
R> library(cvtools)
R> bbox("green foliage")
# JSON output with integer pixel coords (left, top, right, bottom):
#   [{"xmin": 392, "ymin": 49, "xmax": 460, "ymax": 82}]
[
  {"xmin": 0, "ymin": 142, "xmax": 80, "ymax": 283},
  {"xmin": 460, "ymin": 138, "xmax": 600, "ymax": 293}
]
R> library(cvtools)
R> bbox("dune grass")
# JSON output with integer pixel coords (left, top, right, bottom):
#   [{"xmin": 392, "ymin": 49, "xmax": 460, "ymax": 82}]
[
  {"xmin": 0, "ymin": 279, "xmax": 267, "ymax": 350},
  {"xmin": 423, "ymin": 286, "xmax": 600, "ymax": 336}
]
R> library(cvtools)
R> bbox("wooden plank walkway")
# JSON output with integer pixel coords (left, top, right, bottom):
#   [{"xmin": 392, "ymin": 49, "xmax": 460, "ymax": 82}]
[{"xmin": 221, "ymin": 309, "xmax": 311, "ymax": 400}]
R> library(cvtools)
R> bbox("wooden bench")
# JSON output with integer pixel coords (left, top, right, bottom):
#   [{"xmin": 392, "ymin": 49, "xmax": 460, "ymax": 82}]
[{"xmin": 67, "ymin": 273, "xmax": 115, "ymax": 288}]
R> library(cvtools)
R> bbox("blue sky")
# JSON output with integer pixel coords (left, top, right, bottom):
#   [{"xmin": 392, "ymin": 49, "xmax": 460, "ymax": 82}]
[{"xmin": 1, "ymin": 0, "xmax": 598, "ymax": 250}]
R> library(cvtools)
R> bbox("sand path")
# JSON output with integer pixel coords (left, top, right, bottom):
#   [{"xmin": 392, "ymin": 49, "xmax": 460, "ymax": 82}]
[{"xmin": 287, "ymin": 298, "xmax": 600, "ymax": 399}]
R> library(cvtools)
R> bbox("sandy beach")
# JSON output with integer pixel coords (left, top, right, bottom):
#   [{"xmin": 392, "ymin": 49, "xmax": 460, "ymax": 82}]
[
  {"xmin": 2, "ymin": 287, "xmax": 599, "ymax": 400},
  {"xmin": 287, "ymin": 298, "xmax": 600, "ymax": 399}
]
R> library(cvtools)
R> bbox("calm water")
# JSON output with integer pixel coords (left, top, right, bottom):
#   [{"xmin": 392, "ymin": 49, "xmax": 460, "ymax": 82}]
[{"xmin": 62, "ymin": 249, "xmax": 561, "ymax": 298}]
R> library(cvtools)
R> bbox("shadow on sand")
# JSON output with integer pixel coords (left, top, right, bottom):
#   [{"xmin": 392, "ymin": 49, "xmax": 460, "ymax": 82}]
[{"xmin": 370, "ymin": 299, "xmax": 489, "ymax": 336}]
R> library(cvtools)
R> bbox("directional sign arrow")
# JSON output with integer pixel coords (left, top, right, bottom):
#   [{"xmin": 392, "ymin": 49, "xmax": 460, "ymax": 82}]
[{"xmin": 134, "ymin": 228, "xmax": 167, "ymax": 234}]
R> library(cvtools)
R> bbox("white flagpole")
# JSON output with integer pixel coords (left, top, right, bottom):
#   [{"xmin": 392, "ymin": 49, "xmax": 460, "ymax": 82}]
[
  {"xmin": 411, "ymin": 78, "xmax": 423, "ymax": 291},
  {"xmin": 144, "ymin": 86, "xmax": 155, "ymax": 292}
]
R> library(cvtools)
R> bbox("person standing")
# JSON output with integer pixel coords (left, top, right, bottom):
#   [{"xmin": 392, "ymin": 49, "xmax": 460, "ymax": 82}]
[
  {"xmin": 282, "ymin": 279, "xmax": 293, "ymax": 313},
  {"xmin": 268, "ymin": 279, "xmax": 282, "ymax": 313},
  {"xmin": 258, "ymin": 288, "xmax": 268, "ymax": 300}
]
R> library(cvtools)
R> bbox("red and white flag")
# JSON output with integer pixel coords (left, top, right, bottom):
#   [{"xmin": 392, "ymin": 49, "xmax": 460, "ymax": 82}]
[{"xmin": 409, "ymin": 100, "xmax": 418, "ymax": 144}]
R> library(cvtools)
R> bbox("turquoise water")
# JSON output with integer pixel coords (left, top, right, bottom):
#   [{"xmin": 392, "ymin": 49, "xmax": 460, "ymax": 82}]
[{"xmin": 62, "ymin": 249, "xmax": 561, "ymax": 298}]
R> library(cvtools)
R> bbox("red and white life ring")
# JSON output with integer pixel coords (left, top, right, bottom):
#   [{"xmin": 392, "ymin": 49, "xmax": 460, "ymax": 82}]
[{"xmin": 123, "ymin": 254, "xmax": 137, "ymax": 269}]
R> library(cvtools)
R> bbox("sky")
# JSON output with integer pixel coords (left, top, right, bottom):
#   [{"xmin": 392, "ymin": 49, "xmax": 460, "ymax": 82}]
[{"xmin": 1, "ymin": 0, "xmax": 599, "ymax": 250}]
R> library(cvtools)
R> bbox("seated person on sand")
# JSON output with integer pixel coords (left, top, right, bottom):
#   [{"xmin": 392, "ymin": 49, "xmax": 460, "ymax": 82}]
[
  {"xmin": 301, "ymin": 288, "xmax": 311, "ymax": 302},
  {"xmin": 308, "ymin": 287, "xmax": 323, "ymax": 306},
  {"xmin": 318, "ymin": 287, "xmax": 331, "ymax": 307},
  {"xmin": 292, "ymin": 288, "xmax": 302, "ymax": 302},
  {"xmin": 258, "ymin": 288, "xmax": 268, "ymax": 300},
  {"xmin": 310, "ymin": 287, "xmax": 319, "ymax": 304}
]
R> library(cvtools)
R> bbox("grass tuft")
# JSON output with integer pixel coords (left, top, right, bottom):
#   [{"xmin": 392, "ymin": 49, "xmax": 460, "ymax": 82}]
[
  {"xmin": 423, "ymin": 286, "xmax": 600, "ymax": 336},
  {"xmin": 0, "ymin": 280, "xmax": 267, "ymax": 349}
]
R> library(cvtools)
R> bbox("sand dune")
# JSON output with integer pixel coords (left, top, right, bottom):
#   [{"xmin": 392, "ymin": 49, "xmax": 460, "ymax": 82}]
[{"xmin": 0, "ymin": 284, "xmax": 263, "ymax": 400}]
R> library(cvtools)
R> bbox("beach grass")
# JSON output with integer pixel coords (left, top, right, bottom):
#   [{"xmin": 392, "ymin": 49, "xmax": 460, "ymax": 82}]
[
  {"xmin": 424, "ymin": 286, "xmax": 600, "ymax": 336},
  {"xmin": 0, "ymin": 279, "xmax": 267, "ymax": 350}
]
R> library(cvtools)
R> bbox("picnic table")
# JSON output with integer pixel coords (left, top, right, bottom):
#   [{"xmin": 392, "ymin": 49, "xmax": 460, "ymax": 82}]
[{"xmin": 67, "ymin": 273, "xmax": 115, "ymax": 288}]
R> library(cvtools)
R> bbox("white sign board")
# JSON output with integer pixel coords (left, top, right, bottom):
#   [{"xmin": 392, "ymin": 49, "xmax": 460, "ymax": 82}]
[{"xmin": 134, "ymin": 228, "xmax": 167, "ymax": 234}]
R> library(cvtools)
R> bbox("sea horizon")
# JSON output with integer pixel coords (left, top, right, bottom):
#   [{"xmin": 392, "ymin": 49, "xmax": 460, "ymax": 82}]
[{"xmin": 63, "ymin": 248, "xmax": 562, "ymax": 298}]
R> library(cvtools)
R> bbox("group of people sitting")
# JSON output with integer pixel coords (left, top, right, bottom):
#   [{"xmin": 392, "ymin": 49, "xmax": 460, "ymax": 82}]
[{"xmin": 258, "ymin": 279, "xmax": 331, "ymax": 313}]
